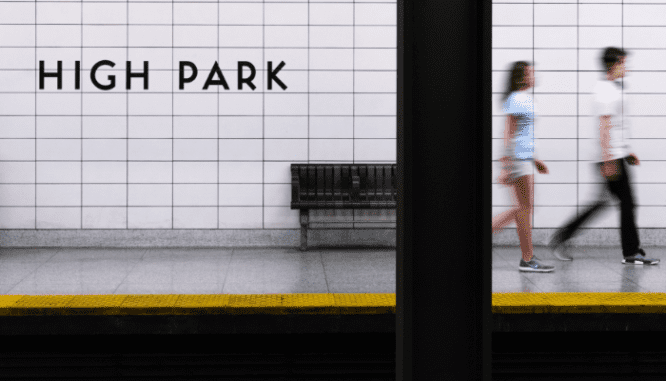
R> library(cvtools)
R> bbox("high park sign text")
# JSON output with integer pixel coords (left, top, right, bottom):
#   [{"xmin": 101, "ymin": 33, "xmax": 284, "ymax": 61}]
[{"xmin": 39, "ymin": 61, "xmax": 288, "ymax": 91}]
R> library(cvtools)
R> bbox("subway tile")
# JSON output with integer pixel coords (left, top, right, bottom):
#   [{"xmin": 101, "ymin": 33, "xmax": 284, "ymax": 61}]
[
  {"xmin": 0, "ymin": 185, "xmax": 35, "ymax": 207},
  {"xmin": 310, "ymin": 26, "xmax": 353, "ymax": 48},
  {"xmin": 264, "ymin": 206, "xmax": 299, "ymax": 229},
  {"xmin": 174, "ymin": 207, "xmax": 217, "ymax": 229},
  {"xmin": 219, "ymin": 139, "xmax": 263, "ymax": 161},
  {"xmin": 263, "ymin": 161, "xmax": 306, "ymax": 184},
  {"xmin": 128, "ymin": 139, "xmax": 172, "ymax": 161},
  {"xmin": 492, "ymin": 49, "xmax": 533, "ymax": 71},
  {"xmin": 0, "ymin": 207, "xmax": 35, "ymax": 229},
  {"xmin": 355, "ymin": 3, "xmax": 396, "ymax": 25},
  {"xmin": 355, "ymin": 26, "xmax": 395, "ymax": 48},
  {"xmin": 219, "ymin": 162, "xmax": 263, "ymax": 183},
  {"xmin": 83, "ymin": 3, "xmax": 126, "ymax": 25},
  {"xmin": 128, "ymin": 162, "xmax": 172, "ymax": 183},
  {"xmin": 0, "ymin": 139, "xmax": 35, "ymax": 161},
  {"xmin": 173, "ymin": 116, "xmax": 217, "ymax": 139},
  {"xmin": 310, "ymin": 3, "xmax": 353, "ymax": 25},
  {"xmin": 534, "ymin": 72, "xmax": 577, "ymax": 94},
  {"xmin": 536, "ymin": 27, "xmax": 575, "ymax": 48},
  {"xmin": 532, "ymin": 206, "xmax": 578, "ymax": 228},
  {"xmin": 36, "ymin": 207, "xmax": 81, "ymax": 229},
  {"xmin": 494, "ymin": 4, "xmax": 533, "ymax": 25},
  {"xmin": 219, "ymin": 3, "xmax": 263, "ymax": 25},
  {"xmin": 264, "ymin": 94, "xmax": 308, "ymax": 115},
  {"xmin": 310, "ymin": 116, "xmax": 354, "ymax": 139},
  {"xmin": 37, "ymin": 162, "xmax": 80, "ymax": 184},
  {"xmin": 128, "ymin": 207, "xmax": 172, "ymax": 229},
  {"xmin": 128, "ymin": 117, "xmax": 172, "ymax": 139},
  {"xmin": 37, "ymin": 93, "xmax": 81, "ymax": 115},
  {"xmin": 38, "ymin": 139, "xmax": 81, "ymax": 161},
  {"xmin": 265, "ymin": 3, "xmax": 308, "ymax": 25},
  {"xmin": 264, "ymin": 139, "xmax": 308, "ymax": 161},
  {"xmin": 82, "ymin": 116, "xmax": 126, "ymax": 139},
  {"xmin": 83, "ymin": 162, "xmax": 127, "ymax": 184},
  {"xmin": 173, "ymin": 139, "xmax": 217, "ymax": 161},
  {"xmin": 173, "ymin": 184, "xmax": 217, "ymax": 206},
  {"xmin": 534, "ymin": 184, "xmax": 577, "ymax": 206},
  {"xmin": 309, "ymin": 139, "xmax": 353, "ymax": 161},
  {"xmin": 219, "ymin": 207, "xmax": 262, "ymax": 229},
  {"xmin": 82, "ymin": 184, "xmax": 126, "ymax": 207},
  {"xmin": 534, "ymin": 4, "xmax": 576, "ymax": 25},
  {"xmin": 82, "ymin": 139, "xmax": 125, "ymax": 161},
  {"xmin": 355, "ymin": 139, "xmax": 396, "ymax": 162},
  {"xmin": 311, "ymin": 49, "xmax": 353, "ymax": 70},
  {"xmin": 534, "ymin": 117, "xmax": 577, "ymax": 139},
  {"xmin": 128, "ymin": 184, "xmax": 172, "ymax": 207},
  {"xmin": 174, "ymin": 162, "xmax": 217, "ymax": 184},
  {"xmin": 264, "ymin": 184, "xmax": 291, "ymax": 207},
  {"xmin": 0, "ymin": 162, "xmax": 36, "ymax": 184},
  {"xmin": 0, "ymin": 117, "xmax": 35, "ymax": 138},
  {"xmin": 82, "ymin": 207, "xmax": 126, "ymax": 229},
  {"xmin": 265, "ymin": 26, "xmax": 308, "ymax": 48},
  {"xmin": 219, "ymin": 184, "xmax": 262, "ymax": 206},
  {"xmin": 533, "ymin": 94, "xmax": 577, "ymax": 116},
  {"xmin": 264, "ymin": 116, "xmax": 308, "ymax": 139},
  {"xmin": 219, "ymin": 116, "xmax": 263, "ymax": 138},
  {"xmin": 579, "ymin": 4, "xmax": 622, "ymax": 25}
]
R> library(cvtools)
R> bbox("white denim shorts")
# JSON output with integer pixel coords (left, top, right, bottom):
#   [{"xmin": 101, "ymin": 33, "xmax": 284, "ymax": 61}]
[{"xmin": 505, "ymin": 158, "xmax": 533, "ymax": 180}]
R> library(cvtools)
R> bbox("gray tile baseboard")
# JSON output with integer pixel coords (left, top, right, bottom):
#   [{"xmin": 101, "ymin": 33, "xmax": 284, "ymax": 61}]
[
  {"xmin": 493, "ymin": 228, "xmax": 666, "ymax": 247},
  {"xmin": 0, "ymin": 229, "xmax": 396, "ymax": 248}
]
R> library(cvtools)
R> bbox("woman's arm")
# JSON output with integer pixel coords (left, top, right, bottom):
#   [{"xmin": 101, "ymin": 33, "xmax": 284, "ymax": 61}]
[{"xmin": 501, "ymin": 114, "xmax": 517, "ymax": 162}]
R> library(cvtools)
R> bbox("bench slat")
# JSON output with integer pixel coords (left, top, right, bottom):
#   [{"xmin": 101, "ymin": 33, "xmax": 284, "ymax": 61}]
[{"xmin": 291, "ymin": 163, "xmax": 396, "ymax": 209}]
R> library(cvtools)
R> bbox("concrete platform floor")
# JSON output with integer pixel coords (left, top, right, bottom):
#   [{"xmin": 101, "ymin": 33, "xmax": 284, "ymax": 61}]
[
  {"xmin": 494, "ymin": 245, "xmax": 666, "ymax": 293},
  {"xmin": 0, "ymin": 247, "xmax": 396, "ymax": 295}
]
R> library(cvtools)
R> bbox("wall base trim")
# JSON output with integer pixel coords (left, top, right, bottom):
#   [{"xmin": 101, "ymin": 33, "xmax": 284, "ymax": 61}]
[
  {"xmin": 493, "ymin": 228, "xmax": 666, "ymax": 247},
  {"xmin": 0, "ymin": 229, "xmax": 396, "ymax": 248}
]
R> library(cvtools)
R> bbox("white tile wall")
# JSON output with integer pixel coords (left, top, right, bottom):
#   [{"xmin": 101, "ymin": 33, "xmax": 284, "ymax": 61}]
[
  {"xmin": 0, "ymin": 1, "xmax": 396, "ymax": 230},
  {"xmin": 493, "ymin": 1, "xmax": 666, "ymax": 228}
]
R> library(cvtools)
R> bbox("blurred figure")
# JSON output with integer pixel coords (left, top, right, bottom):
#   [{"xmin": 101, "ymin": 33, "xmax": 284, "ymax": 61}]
[
  {"xmin": 492, "ymin": 61, "xmax": 553, "ymax": 273},
  {"xmin": 549, "ymin": 47, "xmax": 659, "ymax": 265}
]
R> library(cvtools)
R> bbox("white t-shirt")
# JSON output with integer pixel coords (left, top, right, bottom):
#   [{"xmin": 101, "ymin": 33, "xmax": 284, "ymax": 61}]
[
  {"xmin": 502, "ymin": 90, "xmax": 534, "ymax": 160},
  {"xmin": 593, "ymin": 79, "xmax": 630, "ymax": 162}
]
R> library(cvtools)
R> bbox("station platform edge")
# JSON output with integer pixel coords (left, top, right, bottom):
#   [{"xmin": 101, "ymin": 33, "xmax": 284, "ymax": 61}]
[
  {"xmin": 0, "ymin": 293, "xmax": 396, "ymax": 316},
  {"xmin": 493, "ymin": 292, "xmax": 666, "ymax": 313}
]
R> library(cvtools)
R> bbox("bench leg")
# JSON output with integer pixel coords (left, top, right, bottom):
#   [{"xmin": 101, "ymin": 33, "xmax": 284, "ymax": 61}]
[{"xmin": 300, "ymin": 209, "xmax": 309, "ymax": 251}]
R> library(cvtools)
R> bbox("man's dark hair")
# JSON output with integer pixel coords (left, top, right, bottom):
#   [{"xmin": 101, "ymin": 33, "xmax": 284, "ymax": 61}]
[{"xmin": 602, "ymin": 47, "xmax": 627, "ymax": 73}]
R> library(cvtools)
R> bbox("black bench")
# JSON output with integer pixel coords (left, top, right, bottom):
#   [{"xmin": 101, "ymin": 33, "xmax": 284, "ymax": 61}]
[{"xmin": 291, "ymin": 163, "xmax": 397, "ymax": 251}]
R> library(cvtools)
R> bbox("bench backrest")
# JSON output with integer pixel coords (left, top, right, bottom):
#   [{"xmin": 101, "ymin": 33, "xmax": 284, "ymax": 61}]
[{"xmin": 291, "ymin": 164, "xmax": 397, "ymax": 208}]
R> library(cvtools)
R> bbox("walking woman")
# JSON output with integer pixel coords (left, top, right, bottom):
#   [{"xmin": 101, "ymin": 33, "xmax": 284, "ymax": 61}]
[{"xmin": 492, "ymin": 61, "xmax": 554, "ymax": 272}]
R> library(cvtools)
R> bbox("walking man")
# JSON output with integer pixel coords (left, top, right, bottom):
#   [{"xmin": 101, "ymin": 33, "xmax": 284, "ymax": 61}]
[{"xmin": 549, "ymin": 47, "xmax": 659, "ymax": 265}]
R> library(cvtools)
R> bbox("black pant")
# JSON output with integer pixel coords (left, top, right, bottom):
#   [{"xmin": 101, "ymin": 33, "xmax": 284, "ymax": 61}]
[{"xmin": 552, "ymin": 157, "xmax": 640, "ymax": 257}]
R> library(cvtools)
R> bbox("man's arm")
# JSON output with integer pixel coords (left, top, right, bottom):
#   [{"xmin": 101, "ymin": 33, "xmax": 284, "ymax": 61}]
[
  {"xmin": 599, "ymin": 115, "xmax": 613, "ymax": 163},
  {"xmin": 599, "ymin": 115, "xmax": 618, "ymax": 178}
]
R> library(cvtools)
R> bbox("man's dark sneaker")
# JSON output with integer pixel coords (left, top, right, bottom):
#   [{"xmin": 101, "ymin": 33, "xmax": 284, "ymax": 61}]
[
  {"xmin": 549, "ymin": 236, "xmax": 573, "ymax": 261},
  {"xmin": 622, "ymin": 249, "xmax": 659, "ymax": 265},
  {"xmin": 519, "ymin": 258, "xmax": 555, "ymax": 272},
  {"xmin": 551, "ymin": 242, "xmax": 573, "ymax": 261}
]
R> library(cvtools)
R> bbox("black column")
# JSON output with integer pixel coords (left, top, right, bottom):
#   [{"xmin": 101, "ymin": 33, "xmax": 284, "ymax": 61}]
[{"xmin": 399, "ymin": 0, "xmax": 491, "ymax": 380}]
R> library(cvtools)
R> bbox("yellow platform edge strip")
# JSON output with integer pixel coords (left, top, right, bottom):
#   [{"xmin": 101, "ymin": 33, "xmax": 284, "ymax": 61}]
[
  {"xmin": 493, "ymin": 292, "xmax": 666, "ymax": 313},
  {"xmin": 0, "ymin": 293, "xmax": 396, "ymax": 316}
]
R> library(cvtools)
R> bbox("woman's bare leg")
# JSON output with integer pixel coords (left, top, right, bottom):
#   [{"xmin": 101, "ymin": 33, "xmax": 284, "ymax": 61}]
[
  {"xmin": 492, "ymin": 181, "xmax": 521, "ymax": 234},
  {"xmin": 492, "ymin": 208, "xmax": 518, "ymax": 234},
  {"xmin": 513, "ymin": 175, "xmax": 534, "ymax": 262}
]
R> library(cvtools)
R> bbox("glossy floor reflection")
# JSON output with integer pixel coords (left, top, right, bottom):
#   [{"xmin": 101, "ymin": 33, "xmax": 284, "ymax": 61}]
[
  {"xmin": 0, "ymin": 247, "xmax": 396, "ymax": 295},
  {"xmin": 493, "ymin": 245, "xmax": 666, "ymax": 293}
]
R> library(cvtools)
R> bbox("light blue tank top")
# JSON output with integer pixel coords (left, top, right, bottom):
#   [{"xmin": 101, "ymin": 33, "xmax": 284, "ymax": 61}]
[{"xmin": 502, "ymin": 91, "xmax": 534, "ymax": 160}]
